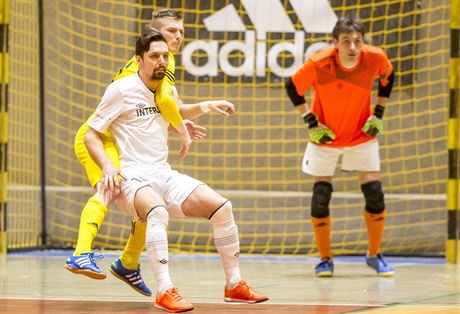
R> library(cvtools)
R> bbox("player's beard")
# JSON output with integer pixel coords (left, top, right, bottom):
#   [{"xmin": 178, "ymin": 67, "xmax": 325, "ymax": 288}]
[{"xmin": 151, "ymin": 71, "xmax": 166, "ymax": 81}]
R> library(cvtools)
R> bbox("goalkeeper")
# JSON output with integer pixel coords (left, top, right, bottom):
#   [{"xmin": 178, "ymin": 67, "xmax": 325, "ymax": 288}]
[
  {"xmin": 65, "ymin": 9, "xmax": 234, "ymax": 296},
  {"xmin": 285, "ymin": 17, "xmax": 395, "ymax": 277}
]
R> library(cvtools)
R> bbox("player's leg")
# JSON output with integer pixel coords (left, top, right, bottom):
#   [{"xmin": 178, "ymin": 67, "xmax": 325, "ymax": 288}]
[
  {"xmin": 311, "ymin": 178, "xmax": 334, "ymax": 277},
  {"xmin": 343, "ymin": 139, "xmax": 394, "ymax": 276},
  {"xmin": 179, "ymin": 182, "xmax": 268, "ymax": 303},
  {"xmin": 302, "ymin": 143, "xmax": 340, "ymax": 276},
  {"xmin": 65, "ymin": 124, "xmax": 119, "ymax": 279},
  {"xmin": 110, "ymin": 195, "xmax": 151, "ymax": 296},
  {"xmin": 131, "ymin": 184, "xmax": 193, "ymax": 312},
  {"xmin": 359, "ymin": 173, "xmax": 394, "ymax": 276}
]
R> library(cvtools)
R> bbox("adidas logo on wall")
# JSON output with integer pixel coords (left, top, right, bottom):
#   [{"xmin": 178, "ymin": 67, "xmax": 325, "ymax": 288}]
[{"xmin": 182, "ymin": 0, "xmax": 337, "ymax": 78}]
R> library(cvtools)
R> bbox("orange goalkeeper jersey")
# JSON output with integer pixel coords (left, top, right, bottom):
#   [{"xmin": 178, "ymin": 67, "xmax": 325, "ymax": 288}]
[{"xmin": 292, "ymin": 44, "xmax": 393, "ymax": 147}]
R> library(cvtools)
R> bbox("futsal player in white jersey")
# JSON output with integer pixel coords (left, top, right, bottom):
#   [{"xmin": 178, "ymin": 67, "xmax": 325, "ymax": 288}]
[{"xmin": 85, "ymin": 29, "xmax": 268, "ymax": 313}]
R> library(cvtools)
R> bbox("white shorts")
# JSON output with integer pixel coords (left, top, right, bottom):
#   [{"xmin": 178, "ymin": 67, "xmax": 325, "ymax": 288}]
[
  {"xmin": 119, "ymin": 167, "xmax": 204, "ymax": 219},
  {"xmin": 302, "ymin": 139, "xmax": 380, "ymax": 177}
]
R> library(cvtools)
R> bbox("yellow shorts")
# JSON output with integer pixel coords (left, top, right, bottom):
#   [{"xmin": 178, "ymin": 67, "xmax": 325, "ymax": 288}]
[{"xmin": 74, "ymin": 119, "xmax": 120, "ymax": 188}]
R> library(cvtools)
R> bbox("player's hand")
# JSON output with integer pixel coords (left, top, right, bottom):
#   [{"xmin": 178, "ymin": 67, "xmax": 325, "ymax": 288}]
[
  {"xmin": 184, "ymin": 120, "xmax": 207, "ymax": 141},
  {"xmin": 101, "ymin": 162, "xmax": 125, "ymax": 192},
  {"xmin": 309, "ymin": 124, "xmax": 336, "ymax": 144},
  {"xmin": 362, "ymin": 115, "xmax": 383, "ymax": 136},
  {"xmin": 200, "ymin": 100, "xmax": 236, "ymax": 116},
  {"xmin": 302, "ymin": 112, "xmax": 335, "ymax": 144}
]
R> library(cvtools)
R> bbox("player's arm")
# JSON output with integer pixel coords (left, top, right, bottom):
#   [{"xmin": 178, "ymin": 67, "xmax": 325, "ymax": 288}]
[
  {"xmin": 84, "ymin": 126, "xmax": 119, "ymax": 188},
  {"xmin": 179, "ymin": 99, "xmax": 236, "ymax": 120},
  {"xmin": 169, "ymin": 120, "xmax": 207, "ymax": 141},
  {"xmin": 285, "ymin": 77, "xmax": 310, "ymax": 115},
  {"xmin": 362, "ymin": 58, "xmax": 395, "ymax": 136},
  {"xmin": 285, "ymin": 63, "xmax": 335, "ymax": 144},
  {"xmin": 86, "ymin": 84, "xmax": 124, "ymax": 191}
]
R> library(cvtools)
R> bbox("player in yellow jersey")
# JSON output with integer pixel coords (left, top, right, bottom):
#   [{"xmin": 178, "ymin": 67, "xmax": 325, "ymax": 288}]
[
  {"xmin": 65, "ymin": 9, "xmax": 235, "ymax": 297},
  {"xmin": 114, "ymin": 11, "xmax": 191, "ymax": 158}
]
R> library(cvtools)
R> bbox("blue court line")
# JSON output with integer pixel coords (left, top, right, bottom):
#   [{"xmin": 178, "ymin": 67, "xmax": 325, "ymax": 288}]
[{"xmin": 9, "ymin": 249, "xmax": 445, "ymax": 265}]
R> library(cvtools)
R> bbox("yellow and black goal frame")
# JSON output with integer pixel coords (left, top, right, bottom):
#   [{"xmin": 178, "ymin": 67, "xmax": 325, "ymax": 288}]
[
  {"xmin": 0, "ymin": 0, "xmax": 8, "ymax": 255},
  {"xmin": 448, "ymin": 0, "xmax": 460, "ymax": 264}
]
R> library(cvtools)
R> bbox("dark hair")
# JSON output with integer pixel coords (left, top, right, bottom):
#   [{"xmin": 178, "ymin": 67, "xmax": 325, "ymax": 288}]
[
  {"xmin": 332, "ymin": 17, "xmax": 366, "ymax": 40},
  {"xmin": 135, "ymin": 29, "xmax": 167, "ymax": 57},
  {"xmin": 150, "ymin": 9, "xmax": 182, "ymax": 29}
]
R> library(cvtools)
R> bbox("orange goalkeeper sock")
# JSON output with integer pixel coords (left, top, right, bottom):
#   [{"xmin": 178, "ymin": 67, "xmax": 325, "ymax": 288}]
[
  {"xmin": 120, "ymin": 219, "xmax": 146, "ymax": 269},
  {"xmin": 364, "ymin": 210, "xmax": 387, "ymax": 257},
  {"xmin": 74, "ymin": 197, "xmax": 107, "ymax": 256},
  {"xmin": 311, "ymin": 216, "xmax": 331, "ymax": 259}
]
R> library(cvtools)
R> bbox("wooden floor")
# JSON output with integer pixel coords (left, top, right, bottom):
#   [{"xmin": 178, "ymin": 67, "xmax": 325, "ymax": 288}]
[{"xmin": 0, "ymin": 252, "xmax": 459, "ymax": 313}]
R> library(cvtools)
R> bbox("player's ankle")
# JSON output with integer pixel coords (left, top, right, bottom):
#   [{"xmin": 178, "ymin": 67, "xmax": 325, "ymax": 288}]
[
  {"xmin": 158, "ymin": 283, "xmax": 174, "ymax": 295},
  {"xmin": 226, "ymin": 276, "xmax": 242, "ymax": 289}
]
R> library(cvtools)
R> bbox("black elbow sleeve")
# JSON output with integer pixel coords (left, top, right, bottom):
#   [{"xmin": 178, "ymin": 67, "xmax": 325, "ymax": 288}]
[
  {"xmin": 285, "ymin": 77, "xmax": 306, "ymax": 106},
  {"xmin": 378, "ymin": 71, "xmax": 395, "ymax": 98}
]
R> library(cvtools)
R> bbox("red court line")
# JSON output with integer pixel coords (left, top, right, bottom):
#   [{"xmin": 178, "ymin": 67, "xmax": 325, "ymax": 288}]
[{"xmin": 0, "ymin": 298, "xmax": 378, "ymax": 314}]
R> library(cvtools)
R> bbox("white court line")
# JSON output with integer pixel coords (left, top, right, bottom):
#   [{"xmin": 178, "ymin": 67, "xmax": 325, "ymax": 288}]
[{"xmin": 7, "ymin": 185, "xmax": 446, "ymax": 200}]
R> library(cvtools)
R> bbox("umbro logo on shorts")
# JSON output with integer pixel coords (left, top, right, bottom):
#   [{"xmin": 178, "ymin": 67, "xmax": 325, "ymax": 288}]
[{"xmin": 159, "ymin": 259, "xmax": 168, "ymax": 264}]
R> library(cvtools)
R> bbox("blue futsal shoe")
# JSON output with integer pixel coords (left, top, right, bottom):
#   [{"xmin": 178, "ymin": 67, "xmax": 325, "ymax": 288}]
[
  {"xmin": 366, "ymin": 253, "xmax": 395, "ymax": 277},
  {"xmin": 110, "ymin": 258, "xmax": 152, "ymax": 297},
  {"xmin": 64, "ymin": 252, "xmax": 107, "ymax": 280},
  {"xmin": 315, "ymin": 258, "xmax": 334, "ymax": 277}
]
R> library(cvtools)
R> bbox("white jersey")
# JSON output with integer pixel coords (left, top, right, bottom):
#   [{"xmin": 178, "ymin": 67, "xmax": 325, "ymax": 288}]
[{"xmin": 89, "ymin": 73, "xmax": 181, "ymax": 172}]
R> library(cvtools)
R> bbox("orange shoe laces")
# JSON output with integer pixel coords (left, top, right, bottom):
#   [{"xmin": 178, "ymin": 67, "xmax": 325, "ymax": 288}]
[{"xmin": 165, "ymin": 287, "xmax": 183, "ymax": 302}]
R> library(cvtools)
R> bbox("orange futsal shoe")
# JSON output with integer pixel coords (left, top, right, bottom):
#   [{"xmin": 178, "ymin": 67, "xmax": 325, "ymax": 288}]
[
  {"xmin": 154, "ymin": 287, "xmax": 193, "ymax": 313},
  {"xmin": 224, "ymin": 280, "xmax": 269, "ymax": 303}
]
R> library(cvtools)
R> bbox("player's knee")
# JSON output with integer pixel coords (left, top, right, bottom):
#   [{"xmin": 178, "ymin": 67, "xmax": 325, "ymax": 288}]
[
  {"xmin": 146, "ymin": 205, "xmax": 169, "ymax": 227},
  {"xmin": 208, "ymin": 200, "xmax": 234, "ymax": 224},
  {"xmin": 361, "ymin": 181, "xmax": 385, "ymax": 214},
  {"xmin": 311, "ymin": 182, "xmax": 333, "ymax": 218}
]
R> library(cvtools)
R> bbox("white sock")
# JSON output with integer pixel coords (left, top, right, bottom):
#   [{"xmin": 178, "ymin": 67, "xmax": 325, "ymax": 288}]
[
  {"xmin": 209, "ymin": 201, "xmax": 242, "ymax": 287},
  {"xmin": 145, "ymin": 206, "xmax": 173, "ymax": 294}
]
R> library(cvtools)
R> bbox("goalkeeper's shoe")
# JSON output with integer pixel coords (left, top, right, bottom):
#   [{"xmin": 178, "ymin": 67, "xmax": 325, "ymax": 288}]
[
  {"xmin": 315, "ymin": 258, "xmax": 334, "ymax": 277},
  {"xmin": 64, "ymin": 252, "xmax": 107, "ymax": 280},
  {"xmin": 366, "ymin": 253, "xmax": 394, "ymax": 277},
  {"xmin": 110, "ymin": 258, "xmax": 152, "ymax": 297},
  {"xmin": 224, "ymin": 280, "xmax": 269, "ymax": 303},
  {"xmin": 155, "ymin": 287, "xmax": 194, "ymax": 313}
]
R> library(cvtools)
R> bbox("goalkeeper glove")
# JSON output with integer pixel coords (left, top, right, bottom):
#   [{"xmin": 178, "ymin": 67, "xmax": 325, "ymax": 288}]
[
  {"xmin": 303, "ymin": 112, "xmax": 336, "ymax": 144},
  {"xmin": 362, "ymin": 105, "xmax": 385, "ymax": 137}
]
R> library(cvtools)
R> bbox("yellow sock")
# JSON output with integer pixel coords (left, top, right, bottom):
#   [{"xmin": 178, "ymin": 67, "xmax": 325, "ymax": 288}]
[
  {"xmin": 74, "ymin": 197, "xmax": 108, "ymax": 256},
  {"xmin": 119, "ymin": 219, "xmax": 146, "ymax": 269}
]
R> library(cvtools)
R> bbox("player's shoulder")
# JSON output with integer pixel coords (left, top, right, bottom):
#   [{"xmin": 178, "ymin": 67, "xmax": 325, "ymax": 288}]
[
  {"xmin": 362, "ymin": 44, "xmax": 387, "ymax": 59},
  {"xmin": 110, "ymin": 74, "xmax": 140, "ymax": 93},
  {"xmin": 309, "ymin": 46, "xmax": 335, "ymax": 65}
]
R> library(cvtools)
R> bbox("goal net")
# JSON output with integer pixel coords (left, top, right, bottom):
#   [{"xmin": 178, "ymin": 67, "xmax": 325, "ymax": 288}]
[{"xmin": 7, "ymin": 0, "xmax": 448, "ymax": 256}]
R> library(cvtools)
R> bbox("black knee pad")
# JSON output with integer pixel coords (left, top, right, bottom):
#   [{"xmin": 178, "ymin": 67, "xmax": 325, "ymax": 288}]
[
  {"xmin": 361, "ymin": 181, "xmax": 385, "ymax": 214},
  {"xmin": 311, "ymin": 182, "xmax": 333, "ymax": 218}
]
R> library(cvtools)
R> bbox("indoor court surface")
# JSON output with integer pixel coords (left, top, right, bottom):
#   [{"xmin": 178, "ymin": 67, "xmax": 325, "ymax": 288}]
[{"xmin": 0, "ymin": 252, "xmax": 458, "ymax": 314}]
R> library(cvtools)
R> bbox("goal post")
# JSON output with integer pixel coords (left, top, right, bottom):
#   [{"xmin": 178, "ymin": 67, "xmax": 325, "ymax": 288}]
[
  {"xmin": 447, "ymin": 0, "xmax": 460, "ymax": 264},
  {"xmin": 0, "ymin": 0, "xmax": 8, "ymax": 255}
]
